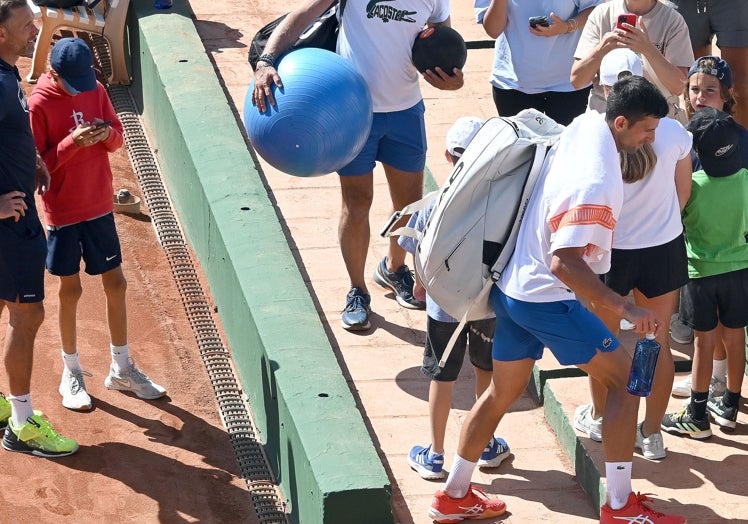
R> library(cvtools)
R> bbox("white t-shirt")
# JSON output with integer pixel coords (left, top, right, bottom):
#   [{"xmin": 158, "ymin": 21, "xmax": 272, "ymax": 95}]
[
  {"xmin": 575, "ymin": 0, "xmax": 693, "ymax": 117},
  {"xmin": 338, "ymin": 0, "xmax": 450, "ymax": 113},
  {"xmin": 475, "ymin": 0, "xmax": 604, "ymax": 93},
  {"xmin": 499, "ymin": 111, "xmax": 622, "ymax": 302},
  {"xmin": 614, "ymin": 117, "xmax": 692, "ymax": 249}
]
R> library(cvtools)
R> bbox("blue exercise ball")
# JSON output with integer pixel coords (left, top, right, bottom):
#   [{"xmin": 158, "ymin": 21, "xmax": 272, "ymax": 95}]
[{"xmin": 244, "ymin": 48, "xmax": 373, "ymax": 177}]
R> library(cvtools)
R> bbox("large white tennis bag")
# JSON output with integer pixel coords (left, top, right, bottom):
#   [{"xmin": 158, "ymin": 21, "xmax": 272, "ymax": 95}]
[{"xmin": 383, "ymin": 109, "xmax": 564, "ymax": 326}]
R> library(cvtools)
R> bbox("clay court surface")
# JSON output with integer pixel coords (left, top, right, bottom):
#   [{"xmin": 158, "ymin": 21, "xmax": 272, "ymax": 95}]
[
  {"xmin": 0, "ymin": 58, "xmax": 261, "ymax": 524},
  {"xmin": 4, "ymin": 2, "xmax": 748, "ymax": 523}
]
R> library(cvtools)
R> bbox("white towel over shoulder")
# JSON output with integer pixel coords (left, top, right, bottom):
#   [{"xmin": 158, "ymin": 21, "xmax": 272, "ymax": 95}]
[{"xmin": 500, "ymin": 112, "xmax": 623, "ymax": 302}]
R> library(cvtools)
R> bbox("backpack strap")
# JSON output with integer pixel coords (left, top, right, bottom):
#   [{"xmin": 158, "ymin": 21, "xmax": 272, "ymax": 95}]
[
  {"xmin": 438, "ymin": 277, "xmax": 495, "ymax": 368},
  {"xmin": 379, "ymin": 190, "xmax": 439, "ymax": 239}
]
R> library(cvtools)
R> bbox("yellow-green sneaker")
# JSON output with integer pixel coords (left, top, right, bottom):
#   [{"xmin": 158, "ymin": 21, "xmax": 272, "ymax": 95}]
[
  {"xmin": 2, "ymin": 413, "xmax": 79, "ymax": 457},
  {"xmin": 0, "ymin": 393, "xmax": 10, "ymax": 430}
]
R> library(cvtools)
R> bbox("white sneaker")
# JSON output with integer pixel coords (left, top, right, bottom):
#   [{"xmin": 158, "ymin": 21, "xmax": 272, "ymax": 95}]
[
  {"xmin": 59, "ymin": 369, "xmax": 93, "ymax": 411},
  {"xmin": 672, "ymin": 374, "xmax": 692, "ymax": 397},
  {"xmin": 574, "ymin": 404, "xmax": 602, "ymax": 442},
  {"xmin": 634, "ymin": 423, "xmax": 666, "ymax": 460},
  {"xmin": 669, "ymin": 314, "xmax": 693, "ymax": 344},
  {"xmin": 105, "ymin": 358, "xmax": 166, "ymax": 400}
]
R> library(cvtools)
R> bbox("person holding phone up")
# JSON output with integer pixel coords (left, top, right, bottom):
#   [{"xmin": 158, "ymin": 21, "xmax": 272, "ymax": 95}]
[
  {"xmin": 475, "ymin": 0, "xmax": 604, "ymax": 126},
  {"xmin": 571, "ymin": 0, "xmax": 694, "ymax": 123},
  {"xmin": 29, "ymin": 37, "xmax": 166, "ymax": 412}
]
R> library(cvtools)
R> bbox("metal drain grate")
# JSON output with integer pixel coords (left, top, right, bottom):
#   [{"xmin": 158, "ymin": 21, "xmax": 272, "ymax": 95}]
[{"xmin": 97, "ymin": 42, "xmax": 289, "ymax": 523}]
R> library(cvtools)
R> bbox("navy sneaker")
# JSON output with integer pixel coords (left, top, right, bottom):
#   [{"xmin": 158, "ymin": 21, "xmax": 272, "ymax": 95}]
[
  {"xmin": 477, "ymin": 437, "xmax": 510, "ymax": 468},
  {"xmin": 373, "ymin": 257, "xmax": 425, "ymax": 310},
  {"xmin": 407, "ymin": 444, "xmax": 444, "ymax": 479},
  {"xmin": 341, "ymin": 287, "xmax": 371, "ymax": 331},
  {"xmin": 707, "ymin": 395, "xmax": 738, "ymax": 429},
  {"xmin": 661, "ymin": 406, "xmax": 712, "ymax": 439}
]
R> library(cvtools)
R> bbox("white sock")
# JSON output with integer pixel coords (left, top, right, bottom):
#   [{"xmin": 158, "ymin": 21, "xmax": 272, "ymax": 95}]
[
  {"xmin": 9, "ymin": 393, "xmax": 34, "ymax": 427},
  {"xmin": 62, "ymin": 350, "xmax": 81, "ymax": 372},
  {"xmin": 110, "ymin": 343, "xmax": 131, "ymax": 372},
  {"xmin": 443, "ymin": 454, "xmax": 477, "ymax": 499},
  {"xmin": 713, "ymin": 358, "xmax": 727, "ymax": 383},
  {"xmin": 605, "ymin": 462, "xmax": 633, "ymax": 510},
  {"xmin": 428, "ymin": 447, "xmax": 442, "ymax": 460}
]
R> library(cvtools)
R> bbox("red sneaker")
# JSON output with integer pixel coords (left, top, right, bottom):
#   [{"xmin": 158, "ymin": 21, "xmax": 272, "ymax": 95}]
[
  {"xmin": 600, "ymin": 492, "xmax": 686, "ymax": 524},
  {"xmin": 428, "ymin": 485, "xmax": 507, "ymax": 523}
]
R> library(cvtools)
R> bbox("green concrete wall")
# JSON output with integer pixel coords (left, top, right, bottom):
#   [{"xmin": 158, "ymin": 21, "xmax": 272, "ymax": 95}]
[{"xmin": 127, "ymin": 2, "xmax": 392, "ymax": 522}]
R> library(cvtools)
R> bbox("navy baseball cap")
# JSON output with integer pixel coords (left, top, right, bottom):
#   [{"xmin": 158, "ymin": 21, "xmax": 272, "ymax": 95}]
[
  {"xmin": 688, "ymin": 56, "xmax": 733, "ymax": 88},
  {"xmin": 50, "ymin": 37, "xmax": 97, "ymax": 94},
  {"xmin": 687, "ymin": 107, "xmax": 742, "ymax": 178}
]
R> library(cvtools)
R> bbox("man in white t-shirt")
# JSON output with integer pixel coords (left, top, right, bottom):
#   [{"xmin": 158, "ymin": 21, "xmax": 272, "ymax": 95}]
[
  {"xmin": 571, "ymin": 0, "xmax": 693, "ymax": 122},
  {"xmin": 252, "ymin": 0, "xmax": 464, "ymax": 332},
  {"xmin": 428, "ymin": 77, "xmax": 686, "ymax": 524}
]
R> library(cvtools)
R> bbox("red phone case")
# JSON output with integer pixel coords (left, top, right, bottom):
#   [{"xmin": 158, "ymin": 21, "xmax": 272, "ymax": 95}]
[{"xmin": 616, "ymin": 13, "xmax": 637, "ymax": 31}]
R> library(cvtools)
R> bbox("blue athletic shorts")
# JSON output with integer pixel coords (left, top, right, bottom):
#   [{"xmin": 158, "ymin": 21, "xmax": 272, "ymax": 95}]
[
  {"xmin": 0, "ymin": 219, "xmax": 47, "ymax": 303},
  {"xmin": 46, "ymin": 213, "xmax": 122, "ymax": 277},
  {"xmin": 490, "ymin": 286, "xmax": 620, "ymax": 366},
  {"xmin": 673, "ymin": 0, "xmax": 748, "ymax": 48},
  {"xmin": 338, "ymin": 101, "xmax": 427, "ymax": 176}
]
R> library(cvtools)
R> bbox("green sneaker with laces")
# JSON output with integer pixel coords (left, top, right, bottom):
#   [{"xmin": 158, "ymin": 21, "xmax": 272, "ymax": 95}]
[
  {"xmin": 0, "ymin": 393, "xmax": 10, "ymax": 430},
  {"xmin": 2, "ymin": 413, "xmax": 79, "ymax": 458}
]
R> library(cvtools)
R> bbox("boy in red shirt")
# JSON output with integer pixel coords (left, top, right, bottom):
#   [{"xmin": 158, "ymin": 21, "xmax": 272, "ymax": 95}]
[{"xmin": 29, "ymin": 37, "xmax": 165, "ymax": 411}]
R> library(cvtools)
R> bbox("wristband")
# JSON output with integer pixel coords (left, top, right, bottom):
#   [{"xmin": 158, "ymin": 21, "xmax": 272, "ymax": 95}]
[{"xmin": 257, "ymin": 53, "xmax": 276, "ymax": 68}]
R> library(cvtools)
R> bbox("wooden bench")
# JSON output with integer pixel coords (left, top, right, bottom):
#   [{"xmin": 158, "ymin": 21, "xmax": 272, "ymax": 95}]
[{"xmin": 28, "ymin": 0, "xmax": 131, "ymax": 85}]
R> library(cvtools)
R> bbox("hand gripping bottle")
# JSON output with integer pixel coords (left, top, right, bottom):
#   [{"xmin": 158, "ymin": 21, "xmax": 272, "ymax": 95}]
[{"xmin": 627, "ymin": 333, "xmax": 660, "ymax": 397}]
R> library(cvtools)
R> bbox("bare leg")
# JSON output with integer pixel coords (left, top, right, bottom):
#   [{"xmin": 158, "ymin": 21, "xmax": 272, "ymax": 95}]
[
  {"xmin": 338, "ymin": 173, "xmax": 374, "ymax": 293},
  {"xmin": 3, "ymin": 300, "xmax": 44, "ymax": 395},
  {"xmin": 586, "ymin": 306, "xmax": 619, "ymax": 420},
  {"xmin": 101, "ymin": 266, "xmax": 128, "ymax": 346},
  {"xmin": 456, "ymin": 359, "xmax": 535, "ymax": 461},
  {"xmin": 429, "ymin": 380, "xmax": 455, "ymax": 454},
  {"xmin": 692, "ymin": 328, "xmax": 716, "ymax": 393},
  {"xmin": 632, "ymin": 289, "xmax": 678, "ymax": 436},
  {"xmin": 474, "ymin": 367, "xmax": 492, "ymax": 399},
  {"xmin": 382, "ymin": 164, "xmax": 423, "ymax": 271},
  {"xmin": 57, "ymin": 274, "xmax": 82, "ymax": 354},
  {"xmin": 579, "ymin": 347, "xmax": 640, "ymax": 464},
  {"xmin": 720, "ymin": 324, "xmax": 746, "ymax": 394}
]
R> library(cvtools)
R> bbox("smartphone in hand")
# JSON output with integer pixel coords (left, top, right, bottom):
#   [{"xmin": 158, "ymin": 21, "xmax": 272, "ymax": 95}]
[
  {"xmin": 616, "ymin": 14, "xmax": 637, "ymax": 32},
  {"xmin": 529, "ymin": 16, "xmax": 550, "ymax": 29},
  {"xmin": 93, "ymin": 120, "xmax": 112, "ymax": 129}
]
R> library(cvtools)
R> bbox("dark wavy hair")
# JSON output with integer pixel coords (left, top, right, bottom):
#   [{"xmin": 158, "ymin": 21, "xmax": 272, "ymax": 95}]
[{"xmin": 606, "ymin": 76, "xmax": 669, "ymax": 125}]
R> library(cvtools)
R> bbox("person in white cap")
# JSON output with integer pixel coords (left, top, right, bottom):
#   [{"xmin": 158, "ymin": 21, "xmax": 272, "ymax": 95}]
[
  {"xmin": 399, "ymin": 116, "xmax": 511, "ymax": 481},
  {"xmin": 444, "ymin": 116, "xmax": 483, "ymax": 163},
  {"xmin": 598, "ymin": 47, "xmax": 643, "ymax": 92},
  {"xmin": 573, "ymin": 47, "xmax": 693, "ymax": 462},
  {"xmin": 28, "ymin": 37, "xmax": 166, "ymax": 412}
]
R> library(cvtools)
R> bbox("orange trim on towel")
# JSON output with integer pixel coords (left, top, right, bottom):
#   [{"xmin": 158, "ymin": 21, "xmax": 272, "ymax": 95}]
[{"xmin": 549, "ymin": 204, "xmax": 616, "ymax": 232}]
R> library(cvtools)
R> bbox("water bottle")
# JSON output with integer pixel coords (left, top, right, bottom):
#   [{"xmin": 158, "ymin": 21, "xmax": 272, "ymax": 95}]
[
  {"xmin": 154, "ymin": 0, "xmax": 173, "ymax": 8},
  {"xmin": 627, "ymin": 333, "xmax": 661, "ymax": 397}
]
